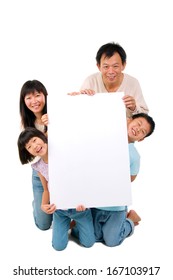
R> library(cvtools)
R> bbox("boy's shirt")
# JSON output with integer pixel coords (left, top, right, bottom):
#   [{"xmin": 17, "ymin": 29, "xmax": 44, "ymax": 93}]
[
  {"xmin": 96, "ymin": 143, "xmax": 140, "ymax": 211},
  {"xmin": 129, "ymin": 143, "xmax": 140, "ymax": 176}
]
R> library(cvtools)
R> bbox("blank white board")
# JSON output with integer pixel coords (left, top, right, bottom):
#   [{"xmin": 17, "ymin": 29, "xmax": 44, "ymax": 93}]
[{"xmin": 48, "ymin": 92, "xmax": 132, "ymax": 209}]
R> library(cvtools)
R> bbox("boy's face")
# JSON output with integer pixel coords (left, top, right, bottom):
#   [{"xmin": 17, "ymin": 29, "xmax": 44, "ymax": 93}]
[
  {"xmin": 25, "ymin": 137, "xmax": 47, "ymax": 157},
  {"xmin": 127, "ymin": 117, "xmax": 151, "ymax": 142}
]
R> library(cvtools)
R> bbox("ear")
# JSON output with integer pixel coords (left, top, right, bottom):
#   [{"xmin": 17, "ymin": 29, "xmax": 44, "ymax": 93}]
[
  {"xmin": 127, "ymin": 118, "xmax": 132, "ymax": 125},
  {"xmin": 122, "ymin": 62, "xmax": 126, "ymax": 71},
  {"xmin": 97, "ymin": 63, "xmax": 101, "ymax": 71}
]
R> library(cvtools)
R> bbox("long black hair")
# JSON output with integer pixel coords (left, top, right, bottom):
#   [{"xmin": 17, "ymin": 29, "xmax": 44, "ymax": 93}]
[{"xmin": 19, "ymin": 80, "xmax": 48, "ymax": 128}]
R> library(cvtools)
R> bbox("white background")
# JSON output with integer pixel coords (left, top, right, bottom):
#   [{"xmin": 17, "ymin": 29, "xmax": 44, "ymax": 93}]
[{"xmin": 1, "ymin": 0, "xmax": 172, "ymax": 279}]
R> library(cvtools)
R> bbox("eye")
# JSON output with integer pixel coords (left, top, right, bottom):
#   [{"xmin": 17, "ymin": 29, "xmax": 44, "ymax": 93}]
[
  {"xmin": 26, "ymin": 145, "xmax": 31, "ymax": 150},
  {"xmin": 25, "ymin": 96, "xmax": 31, "ymax": 100}
]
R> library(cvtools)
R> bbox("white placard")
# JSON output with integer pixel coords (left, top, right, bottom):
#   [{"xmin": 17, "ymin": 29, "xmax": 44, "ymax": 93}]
[{"xmin": 48, "ymin": 92, "xmax": 132, "ymax": 209}]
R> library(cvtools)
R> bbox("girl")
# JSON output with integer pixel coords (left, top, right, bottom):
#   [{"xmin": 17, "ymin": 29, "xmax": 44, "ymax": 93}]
[
  {"xmin": 17, "ymin": 127, "xmax": 95, "ymax": 251},
  {"xmin": 19, "ymin": 80, "xmax": 52, "ymax": 230}
]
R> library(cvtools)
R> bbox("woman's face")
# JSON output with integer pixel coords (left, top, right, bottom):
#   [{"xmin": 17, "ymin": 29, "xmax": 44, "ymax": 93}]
[{"xmin": 24, "ymin": 91, "xmax": 46, "ymax": 115}]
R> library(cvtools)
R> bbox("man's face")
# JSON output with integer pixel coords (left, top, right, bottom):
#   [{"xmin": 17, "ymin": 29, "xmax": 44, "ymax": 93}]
[
  {"xmin": 97, "ymin": 52, "xmax": 125, "ymax": 85},
  {"xmin": 127, "ymin": 117, "xmax": 151, "ymax": 142}
]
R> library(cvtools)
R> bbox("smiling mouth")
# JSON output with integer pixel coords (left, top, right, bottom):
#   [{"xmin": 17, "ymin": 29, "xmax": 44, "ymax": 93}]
[
  {"xmin": 107, "ymin": 76, "xmax": 115, "ymax": 79},
  {"xmin": 33, "ymin": 105, "xmax": 40, "ymax": 109},
  {"xmin": 36, "ymin": 147, "xmax": 42, "ymax": 153},
  {"xmin": 132, "ymin": 128, "xmax": 137, "ymax": 136}
]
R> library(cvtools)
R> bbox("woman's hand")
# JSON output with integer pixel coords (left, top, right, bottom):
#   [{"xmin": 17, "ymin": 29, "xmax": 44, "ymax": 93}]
[{"xmin": 41, "ymin": 114, "xmax": 49, "ymax": 126}]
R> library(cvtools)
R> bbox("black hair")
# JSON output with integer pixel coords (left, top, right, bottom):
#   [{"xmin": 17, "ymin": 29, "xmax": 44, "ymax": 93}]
[
  {"xmin": 17, "ymin": 127, "xmax": 48, "ymax": 164},
  {"xmin": 96, "ymin": 42, "xmax": 127, "ymax": 65}
]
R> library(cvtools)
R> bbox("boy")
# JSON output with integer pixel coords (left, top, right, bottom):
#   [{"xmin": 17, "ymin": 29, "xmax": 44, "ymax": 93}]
[{"xmin": 90, "ymin": 113, "xmax": 155, "ymax": 246}]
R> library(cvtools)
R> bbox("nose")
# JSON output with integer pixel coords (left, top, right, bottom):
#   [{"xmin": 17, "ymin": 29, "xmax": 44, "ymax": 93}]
[
  {"xmin": 108, "ymin": 66, "xmax": 114, "ymax": 73},
  {"xmin": 32, "ymin": 96, "xmax": 37, "ymax": 103},
  {"xmin": 32, "ymin": 142, "xmax": 38, "ymax": 150},
  {"xmin": 136, "ymin": 127, "xmax": 140, "ymax": 134}
]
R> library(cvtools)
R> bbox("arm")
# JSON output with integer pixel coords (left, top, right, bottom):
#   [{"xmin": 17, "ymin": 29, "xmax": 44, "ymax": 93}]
[
  {"xmin": 131, "ymin": 175, "xmax": 137, "ymax": 182},
  {"xmin": 38, "ymin": 172, "xmax": 56, "ymax": 214},
  {"xmin": 123, "ymin": 94, "xmax": 149, "ymax": 115},
  {"xmin": 121, "ymin": 75, "xmax": 149, "ymax": 115},
  {"xmin": 67, "ymin": 73, "xmax": 100, "ymax": 96},
  {"xmin": 129, "ymin": 143, "xmax": 140, "ymax": 182},
  {"xmin": 122, "ymin": 95, "xmax": 136, "ymax": 112},
  {"xmin": 127, "ymin": 79, "xmax": 149, "ymax": 114}
]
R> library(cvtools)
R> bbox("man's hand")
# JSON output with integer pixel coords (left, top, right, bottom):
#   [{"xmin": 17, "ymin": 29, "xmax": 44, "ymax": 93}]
[
  {"xmin": 122, "ymin": 95, "xmax": 136, "ymax": 111},
  {"xmin": 76, "ymin": 205, "xmax": 86, "ymax": 211},
  {"xmin": 80, "ymin": 89, "xmax": 95, "ymax": 95},
  {"xmin": 67, "ymin": 89, "xmax": 95, "ymax": 96}
]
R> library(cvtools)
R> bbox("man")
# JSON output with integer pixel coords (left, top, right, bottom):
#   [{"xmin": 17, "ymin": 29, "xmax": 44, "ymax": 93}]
[{"xmin": 76, "ymin": 42, "xmax": 149, "ymax": 117}]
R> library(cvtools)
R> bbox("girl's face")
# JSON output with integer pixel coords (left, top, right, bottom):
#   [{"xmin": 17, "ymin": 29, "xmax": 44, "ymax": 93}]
[
  {"xmin": 25, "ymin": 137, "xmax": 47, "ymax": 157},
  {"xmin": 24, "ymin": 91, "xmax": 45, "ymax": 115}
]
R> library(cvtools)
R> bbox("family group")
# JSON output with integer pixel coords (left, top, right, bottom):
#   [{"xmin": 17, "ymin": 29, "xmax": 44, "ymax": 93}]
[{"xmin": 17, "ymin": 42, "xmax": 155, "ymax": 251}]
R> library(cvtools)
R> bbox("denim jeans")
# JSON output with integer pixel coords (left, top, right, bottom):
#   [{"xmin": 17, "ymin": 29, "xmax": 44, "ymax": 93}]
[
  {"xmin": 52, "ymin": 208, "xmax": 95, "ymax": 251},
  {"xmin": 91, "ymin": 208, "xmax": 134, "ymax": 247},
  {"xmin": 32, "ymin": 169, "xmax": 53, "ymax": 230}
]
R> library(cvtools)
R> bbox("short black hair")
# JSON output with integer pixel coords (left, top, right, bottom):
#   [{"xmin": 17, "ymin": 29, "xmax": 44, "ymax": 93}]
[
  {"xmin": 17, "ymin": 127, "xmax": 48, "ymax": 164},
  {"xmin": 132, "ymin": 113, "xmax": 155, "ymax": 137},
  {"xmin": 96, "ymin": 42, "xmax": 127, "ymax": 65}
]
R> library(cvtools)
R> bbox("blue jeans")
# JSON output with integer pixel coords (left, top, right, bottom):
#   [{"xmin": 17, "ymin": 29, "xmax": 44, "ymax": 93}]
[
  {"xmin": 52, "ymin": 208, "xmax": 95, "ymax": 251},
  {"xmin": 32, "ymin": 169, "xmax": 53, "ymax": 230},
  {"xmin": 91, "ymin": 208, "xmax": 134, "ymax": 247}
]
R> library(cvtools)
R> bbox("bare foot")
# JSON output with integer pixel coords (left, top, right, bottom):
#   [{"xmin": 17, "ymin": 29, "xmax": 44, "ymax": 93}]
[
  {"xmin": 127, "ymin": 210, "xmax": 141, "ymax": 226},
  {"xmin": 70, "ymin": 220, "xmax": 76, "ymax": 229}
]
